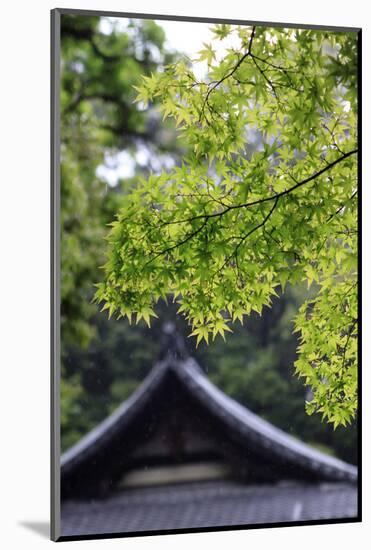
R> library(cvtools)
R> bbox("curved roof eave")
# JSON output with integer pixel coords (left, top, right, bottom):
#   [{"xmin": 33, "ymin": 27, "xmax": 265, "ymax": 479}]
[
  {"xmin": 61, "ymin": 353, "xmax": 357, "ymax": 483},
  {"xmin": 174, "ymin": 357, "xmax": 357, "ymax": 482},
  {"xmin": 61, "ymin": 358, "xmax": 170, "ymax": 473}
]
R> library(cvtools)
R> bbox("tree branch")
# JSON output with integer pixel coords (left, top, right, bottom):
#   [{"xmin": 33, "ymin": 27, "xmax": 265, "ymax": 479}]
[
  {"xmin": 210, "ymin": 196, "xmax": 280, "ymax": 280},
  {"xmin": 162, "ymin": 148, "xmax": 358, "ymax": 227},
  {"xmin": 145, "ymin": 216, "xmax": 210, "ymax": 265},
  {"xmin": 200, "ymin": 26, "xmax": 256, "ymax": 122},
  {"xmin": 326, "ymin": 190, "xmax": 358, "ymax": 223}
]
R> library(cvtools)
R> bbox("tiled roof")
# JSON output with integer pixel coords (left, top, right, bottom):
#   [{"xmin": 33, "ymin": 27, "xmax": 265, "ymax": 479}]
[
  {"xmin": 62, "ymin": 353, "xmax": 357, "ymax": 483},
  {"xmin": 61, "ymin": 479, "xmax": 358, "ymax": 536}
]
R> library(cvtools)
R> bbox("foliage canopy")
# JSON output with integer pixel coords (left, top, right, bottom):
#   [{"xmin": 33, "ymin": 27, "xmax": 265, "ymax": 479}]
[
  {"xmin": 60, "ymin": 15, "xmax": 178, "ymax": 349},
  {"xmin": 95, "ymin": 25, "xmax": 358, "ymax": 427}
]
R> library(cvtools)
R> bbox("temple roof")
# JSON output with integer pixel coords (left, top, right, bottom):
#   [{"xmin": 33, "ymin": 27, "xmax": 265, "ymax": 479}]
[
  {"xmin": 61, "ymin": 348, "xmax": 357, "ymax": 484},
  {"xmin": 60, "ymin": 332, "xmax": 358, "ymax": 537}
]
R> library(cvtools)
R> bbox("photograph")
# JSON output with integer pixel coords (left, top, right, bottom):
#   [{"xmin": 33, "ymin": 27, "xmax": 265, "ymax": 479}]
[{"xmin": 52, "ymin": 9, "xmax": 360, "ymax": 541}]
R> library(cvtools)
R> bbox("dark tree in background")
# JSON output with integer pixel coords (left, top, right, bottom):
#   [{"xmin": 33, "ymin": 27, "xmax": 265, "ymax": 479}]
[
  {"xmin": 61, "ymin": 14, "xmax": 181, "ymax": 351},
  {"xmin": 60, "ymin": 15, "xmax": 357, "ymax": 464},
  {"xmin": 60, "ymin": 14, "xmax": 182, "ymax": 447}
]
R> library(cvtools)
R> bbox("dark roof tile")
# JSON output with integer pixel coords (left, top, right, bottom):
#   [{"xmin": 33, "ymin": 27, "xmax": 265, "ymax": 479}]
[
  {"xmin": 61, "ymin": 355, "xmax": 357, "ymax": 482},
  {"xmin": 61, "ymin": 480, "xmax": 358, "ymax": 536}
]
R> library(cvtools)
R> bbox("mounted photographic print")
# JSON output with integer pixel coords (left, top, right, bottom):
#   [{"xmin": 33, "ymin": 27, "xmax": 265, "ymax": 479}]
[{"xmin": 51, "ymin": 8, "xmax": 361, "ymax": 542}]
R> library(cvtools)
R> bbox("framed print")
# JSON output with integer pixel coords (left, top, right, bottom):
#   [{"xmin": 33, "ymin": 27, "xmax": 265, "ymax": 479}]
[{"xmin": 51, "ymin": 8, "xmax": 361, "ymax": 542}]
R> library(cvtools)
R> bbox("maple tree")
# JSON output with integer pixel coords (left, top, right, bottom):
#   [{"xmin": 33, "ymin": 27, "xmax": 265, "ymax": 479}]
[{"xmin": 95, "ymin": 24, "xmax": 358, "ymax": 427}]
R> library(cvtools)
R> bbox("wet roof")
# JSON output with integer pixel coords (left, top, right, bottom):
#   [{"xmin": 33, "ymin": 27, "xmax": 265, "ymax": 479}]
[
  {"xmin": 61, "ymin": 479, "xmax": 358, "ymax": 536},
  {"xmin": 61, "ymin": 352, "xmax": 357, "ymax": 483}
]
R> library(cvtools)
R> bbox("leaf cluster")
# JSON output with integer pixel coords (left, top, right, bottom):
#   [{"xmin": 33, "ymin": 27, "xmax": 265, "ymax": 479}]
[{"xmin": 96, "ymin": 25, "xmax": 358, "ymax": 425}]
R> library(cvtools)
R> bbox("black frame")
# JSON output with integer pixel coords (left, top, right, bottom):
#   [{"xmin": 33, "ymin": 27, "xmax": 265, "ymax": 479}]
[{"xmin": 51, "ymin": 7, "xmax": 362, "ymax": 542}]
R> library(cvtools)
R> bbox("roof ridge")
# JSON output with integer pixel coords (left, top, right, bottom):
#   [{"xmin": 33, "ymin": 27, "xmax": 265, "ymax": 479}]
[{"xmin": 61, "ymin": 352, "xmax": 357, "ymax": 484}]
